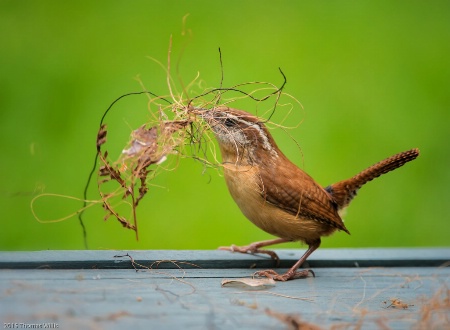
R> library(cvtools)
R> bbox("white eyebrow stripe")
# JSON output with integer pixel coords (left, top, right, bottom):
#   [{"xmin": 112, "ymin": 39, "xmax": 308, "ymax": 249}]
[{"xmin": 231, "ymin": 115, "xmax": 278, "ymax": 157}]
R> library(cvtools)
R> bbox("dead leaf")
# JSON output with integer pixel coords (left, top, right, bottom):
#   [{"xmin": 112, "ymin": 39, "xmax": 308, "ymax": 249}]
[
  {"xmin": 382, "ymin": 298, "xmax": 414, "ymax": 309},
  {"xmin": 221, "ymin": 278, "xmax": 276, "ymax": 290}
]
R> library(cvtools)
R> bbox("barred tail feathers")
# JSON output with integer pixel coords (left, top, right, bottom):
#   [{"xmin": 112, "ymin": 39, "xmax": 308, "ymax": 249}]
[{"xmin": 326, "ymin": 148, "xmax": 419, "ymax": 210}]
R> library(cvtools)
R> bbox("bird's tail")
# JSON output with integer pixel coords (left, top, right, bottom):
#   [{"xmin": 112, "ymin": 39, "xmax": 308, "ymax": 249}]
[{"xmin": 326, "ymin": 148, "xmax": 419, "ymax": 210}]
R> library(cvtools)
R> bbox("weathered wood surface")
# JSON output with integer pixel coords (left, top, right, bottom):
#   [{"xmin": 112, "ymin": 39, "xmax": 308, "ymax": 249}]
[
  {"xmin": 0, "ymin": 249, "xmax": 449, "ymax": 329},
  {"xmin": 1, "ymin": 248, "xmax": 448, "ymax": 269}
]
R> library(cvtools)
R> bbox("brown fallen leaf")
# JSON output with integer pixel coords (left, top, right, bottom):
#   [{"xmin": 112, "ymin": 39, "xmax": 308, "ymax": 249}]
[{"xmin": 382, "ymin": 298, "xmax": 414, "ymax": 309}]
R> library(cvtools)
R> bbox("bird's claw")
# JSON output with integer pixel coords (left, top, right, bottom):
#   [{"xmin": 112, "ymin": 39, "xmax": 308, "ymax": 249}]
[
  {"xmin": 253, "ymin": 269, "xmax": 314, "ymax": 281},
  {"xmin": 218, "ymin": 244, "xmax": 280, "ymax": 263}
]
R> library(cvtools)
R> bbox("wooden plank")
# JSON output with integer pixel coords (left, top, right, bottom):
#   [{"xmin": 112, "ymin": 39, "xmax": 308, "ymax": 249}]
[
  {"xmin": 1, "ymin": 266, "xmax": 449, "ymax": 329},
  {"xmin": 0, "ymin": 248, "xmax": 449, "ymax": 269}
]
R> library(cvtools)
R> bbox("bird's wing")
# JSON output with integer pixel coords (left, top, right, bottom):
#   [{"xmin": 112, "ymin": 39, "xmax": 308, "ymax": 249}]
[{"xmin": 259, "ymin": 162, "xmax": 349, "ymax": 234}]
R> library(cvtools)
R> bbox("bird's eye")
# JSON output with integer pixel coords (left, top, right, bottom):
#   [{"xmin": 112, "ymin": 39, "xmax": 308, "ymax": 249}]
[{"xmin": 224, "ymin": 118, "xmax": 237, "ymax": 127}]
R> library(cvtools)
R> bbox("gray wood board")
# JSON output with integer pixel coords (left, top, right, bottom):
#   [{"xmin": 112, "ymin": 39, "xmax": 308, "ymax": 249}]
[
  {"xmin": 0, "ymin": 248, "xmax": 449, "ymax": 269},
  {"xmin": 1, "ymin": 267, "xmax": 449, "ymax": 329}
]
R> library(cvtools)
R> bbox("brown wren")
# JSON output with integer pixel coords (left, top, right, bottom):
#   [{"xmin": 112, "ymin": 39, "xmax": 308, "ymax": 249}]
[{"xmin": 201, "ymin": 106, "xmax": 419, "ymax": 281}]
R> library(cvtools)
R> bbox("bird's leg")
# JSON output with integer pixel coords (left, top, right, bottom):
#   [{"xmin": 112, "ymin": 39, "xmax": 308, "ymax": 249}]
[
  {"xmin": 254, "ymin": 239, "xmax": 321, "ymax": 281},
  {"xmin": 218, "ymin": 237, "xmax": 290, "ymax": 263}
]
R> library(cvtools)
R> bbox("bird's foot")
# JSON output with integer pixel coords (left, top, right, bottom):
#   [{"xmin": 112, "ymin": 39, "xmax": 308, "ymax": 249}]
[
  {"xmin": 253, "ymin": 269, "xmax": 315, "ymax": 281},
  {"xmin": 218, "ymin": 244, "xmax": 280, "ymax": 263}
]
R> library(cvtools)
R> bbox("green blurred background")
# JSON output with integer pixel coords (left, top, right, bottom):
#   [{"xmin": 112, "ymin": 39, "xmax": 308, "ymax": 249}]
[{"xmin": 1, "ymin": 1, "xmax": 449, "ymax": 251}]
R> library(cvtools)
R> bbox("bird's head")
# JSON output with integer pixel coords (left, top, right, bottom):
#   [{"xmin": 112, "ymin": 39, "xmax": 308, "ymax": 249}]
[{"xmin": 200, "ymin": 107, "xmax": 279, "ymax": 164}]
